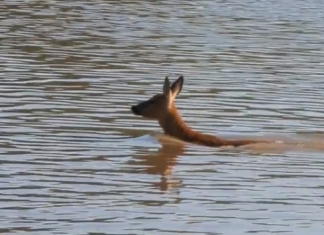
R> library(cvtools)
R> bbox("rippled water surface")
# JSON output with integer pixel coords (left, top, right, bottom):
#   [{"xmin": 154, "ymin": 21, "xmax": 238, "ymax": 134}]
[{"xmin": 1, "ymin": 1, "xmax": 324, "ymax": 234}]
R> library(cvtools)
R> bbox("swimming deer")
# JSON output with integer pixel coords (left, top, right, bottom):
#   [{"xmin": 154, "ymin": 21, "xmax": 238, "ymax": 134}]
[{"xmin": 131, "ymin": 75, "xmax": 270, "ymax": 147}]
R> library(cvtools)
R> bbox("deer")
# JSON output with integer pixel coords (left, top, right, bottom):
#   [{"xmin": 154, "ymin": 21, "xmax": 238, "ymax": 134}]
[{"xmin": 131, "ymin": 75, "xmax": 271, "ymax": 148}]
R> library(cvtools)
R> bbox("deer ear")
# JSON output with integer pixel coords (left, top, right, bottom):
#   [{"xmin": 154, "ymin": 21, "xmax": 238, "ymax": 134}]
[
  {"xmin": 170, "ymin": 75, "xmax": 184, "ymax": 98},
  {"xmin": 163, "ymin": 76, "xmax": 171, "ymax": 96}
]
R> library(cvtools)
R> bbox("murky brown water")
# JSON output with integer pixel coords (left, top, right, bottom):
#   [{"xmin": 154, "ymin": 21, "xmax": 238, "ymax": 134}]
[{"xmin": 1, "ymin": 1, "xmax": 324, "ymax": 234}]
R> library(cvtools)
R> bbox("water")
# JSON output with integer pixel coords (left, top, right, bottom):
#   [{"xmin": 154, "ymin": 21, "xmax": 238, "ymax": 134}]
[{"xmin": 1, "ymin": 0, "xmax": 324, "ymax": 234}]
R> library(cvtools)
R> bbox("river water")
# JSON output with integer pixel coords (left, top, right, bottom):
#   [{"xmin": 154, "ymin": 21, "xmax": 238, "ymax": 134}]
[{"xmin": 1, "ymin": 1, "xmax": 324, "ymax": 234}]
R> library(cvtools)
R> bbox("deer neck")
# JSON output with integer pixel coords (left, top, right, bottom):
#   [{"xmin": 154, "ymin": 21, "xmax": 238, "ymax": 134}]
[
  {"xmin": 158, "ymin": 108, "xmax": 192, "ymax": 139},
  {"xmin": 158, "ymin": 107, "xmax": 228, "ymax": 147}
]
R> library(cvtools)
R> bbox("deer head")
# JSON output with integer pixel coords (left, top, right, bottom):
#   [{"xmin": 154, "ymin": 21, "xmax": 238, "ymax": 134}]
[{"xmin": 131, "ymin": 75, "xmax": 184, "ymax": 120}]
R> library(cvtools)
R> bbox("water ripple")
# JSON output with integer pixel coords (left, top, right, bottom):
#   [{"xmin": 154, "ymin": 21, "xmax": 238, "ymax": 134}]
[{"xmin": 1, "ymin": 0, "xmax": 324, "ymax": 234}]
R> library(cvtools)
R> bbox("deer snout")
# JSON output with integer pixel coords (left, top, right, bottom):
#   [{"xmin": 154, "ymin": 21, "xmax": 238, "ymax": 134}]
[{"xmin": 131, "ymin": 105, "xmax": 140, "ymax": 115}]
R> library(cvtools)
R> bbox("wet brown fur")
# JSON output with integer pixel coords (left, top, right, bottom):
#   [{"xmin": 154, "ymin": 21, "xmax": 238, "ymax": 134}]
[
  {"xmin": 131, "ymin": 75, "xmax": 268, "ymax": 147},
  {"xmin": 159, "ymin": 104, "xmax": 264, "ymax": 147}
]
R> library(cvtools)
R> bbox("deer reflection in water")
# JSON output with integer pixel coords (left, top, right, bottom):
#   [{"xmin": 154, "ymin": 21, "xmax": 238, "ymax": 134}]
[{"xmin": 128, "ymin": 136, "xmax": 186, "ymax": 192}]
